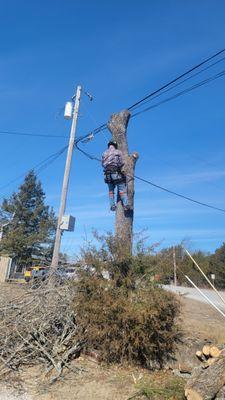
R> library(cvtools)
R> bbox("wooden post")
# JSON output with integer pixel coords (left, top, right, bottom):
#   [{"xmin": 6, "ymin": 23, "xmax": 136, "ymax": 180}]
[
  {"xmin": 173, "ymin": 246, "xmax": 177, "ymax": 286},
  {"xmin": 107, "ymin": 110, "xmax": 139, "ymax": 255}
]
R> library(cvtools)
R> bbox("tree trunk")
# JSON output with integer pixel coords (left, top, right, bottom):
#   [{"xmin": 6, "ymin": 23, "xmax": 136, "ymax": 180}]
[
  {"xmin": 107, "ymin": 110, "xmax": 139, "ymax": 256},
  {"xmin": 185, "ymin": 354, "xmax": 225, "ymax": 399}
]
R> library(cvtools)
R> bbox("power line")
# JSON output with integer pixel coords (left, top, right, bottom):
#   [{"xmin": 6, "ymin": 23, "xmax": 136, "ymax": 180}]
[
  {"xmin": 75, "ymin": 48, "xmax": 225, "ymax": 144},
  {"xmin": 2, "ymin": 48, "xmax": 224, "ymax": 145},
  {"xmin": 35, "ymin": 145, "xmax": 68, "ymax": 175},
  {"xmin": 0, "ymin": 145, "xmax": 68, "ymax": 196},
  {"xmin": 2, "ymin": 59, "xmax": 222, "ymax": 145},
  {"xmin": 127, "ymin": 47, "xmax": 225, "ymax": 110},
  {"xmin": 0, "ymin": 130, "xmax": 68, "ymax": 138},
  {"xmin": 133, "ymin": 174, "xmax": 225, "ymax": 213},
  {"xmin": 130, "ymin": 55, "xmax": 225, "ymax": 112},
  {"xmin": 131, "ymin": 68, "xmax": 225, "ymax": 117},
  {"xmin": 74, "ymin": 141, "xmax": 225, "ymax": 214},
  {"xmin": 75, "ymin": 67, "xmax": 225, "ymax": 155},
  {"xmin": 73, "ymin": 49, "xmax": 225, "ymax": 214}
]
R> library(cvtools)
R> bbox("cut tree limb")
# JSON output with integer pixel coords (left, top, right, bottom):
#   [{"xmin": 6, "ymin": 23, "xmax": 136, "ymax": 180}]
[
  {"xmin": 196, "ymin": 351, "xmax": 204, "ymax": 361},
  {"xmin": 209, "ymin": 345, "xmax": 223, "ymax": 358},
  {"xmin": 185, "ymin": 354, "xmax": 225, "ymax": 400},
  {"xmin": 202, "ymin": 345, "xmax": 211, "ymax": 357}
]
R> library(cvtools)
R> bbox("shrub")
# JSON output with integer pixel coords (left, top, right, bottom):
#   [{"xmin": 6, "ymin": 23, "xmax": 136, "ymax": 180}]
[{"xmin": 74, "ymin": 274, "xmax": 180, "ymax": 368}]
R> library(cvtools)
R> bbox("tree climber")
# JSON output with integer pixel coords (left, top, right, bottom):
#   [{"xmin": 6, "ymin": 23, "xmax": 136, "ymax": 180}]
[{"xmin": 102, "ymin": 141, "xmax": 130, "ymax": 212}]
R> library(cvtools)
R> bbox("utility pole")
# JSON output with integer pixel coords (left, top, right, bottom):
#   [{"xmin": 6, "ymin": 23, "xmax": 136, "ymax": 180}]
[
  {"xmin": 173, "ymin": 246, "xmax": 177, "ymax": 286},
  {"xmin": 51, "ymin": 85, "xmax": 82, "ymax": 270}
]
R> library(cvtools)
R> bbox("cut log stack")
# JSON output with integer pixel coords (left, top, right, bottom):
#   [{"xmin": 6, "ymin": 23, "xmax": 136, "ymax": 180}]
[{"xmin": 185, "ymin": 344, "xmax": 225, "ymax": 399}]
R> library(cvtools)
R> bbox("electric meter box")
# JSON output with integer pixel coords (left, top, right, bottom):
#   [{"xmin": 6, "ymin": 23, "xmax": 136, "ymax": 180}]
[
  {"xmin": 60, "ymin": 215, "xmax": 75, "ymax": 231},
  {"xmin": 64, "ymin": 102, "xmax": 73, "ymax": 119}
]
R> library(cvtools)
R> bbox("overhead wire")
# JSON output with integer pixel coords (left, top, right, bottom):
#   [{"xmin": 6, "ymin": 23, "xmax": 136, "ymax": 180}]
[
  {"xmin": 132, "ymin": 174, "xmax": 225, "ymax": 213},
  {"xmin": 71, "ymin": 47, "xmax": 225, "ymax": 215},
  {"xmin": 2, "ymin": 48, "xmax": 225, "ymax": 215},
  {"xmin": 1, "ymin": 49, "xmax": 225, "ymax": 144},
  {"xmin": 74, "ymin": 48, "xmax": 225, "ymax": 144},
  {"xmin": 127, "ymin": 47, "xmax": 225, "ymax": 111},
  {"xmin": 68, "ymin": 64, "xmax": 225, "ymax": 146},
  {"xmin": 129, "ymin": 55, "xmax": 225, "ymax": 112},
  {"xmin": 0, "ymin": 130, "xmax": 68, "ymax": 138},
  {"xmin": 0, "ymin": 144, "xmax": 68, "ymax": 197},
  {"xmin": 35, "ymin": 145, "xmax": 68, "ymax": 175},
  {"xmin": 74, "ymin": 140, "xmax": 225, "ymax": 214},
  {"xmin": 131, "ymin": 68, "xmax": 225, "ymax": 117}
]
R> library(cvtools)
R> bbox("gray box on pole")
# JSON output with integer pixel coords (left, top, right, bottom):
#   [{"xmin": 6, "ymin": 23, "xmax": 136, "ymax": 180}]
[{"xmin": 61, "ymin": 215, "xmax": 75, "ymax": 231}]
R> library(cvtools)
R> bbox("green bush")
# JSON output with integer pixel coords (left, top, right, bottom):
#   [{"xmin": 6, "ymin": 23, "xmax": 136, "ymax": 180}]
[{"xmin": 74, "ymin": 274, "xmax": 180, "ymax": 368}]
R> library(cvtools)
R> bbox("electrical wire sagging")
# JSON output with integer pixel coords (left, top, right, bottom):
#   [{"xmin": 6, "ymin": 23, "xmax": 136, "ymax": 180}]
[
  {"xmin": 127, "ymin": 47, "xmax": 225, "ymax": 111},
  {"xmin": 0, "ymin": 145, "xmax": 68, "ymax": 199},
  {"xmin": 77, "ymin": 47, "xmax": 225, "ymax": 141},
  {"xmin": 131, "ymin": 68, "xmax": 225, "ymax": 117},
  {"xmin": 71, "ymin": 47, "xmax": 225, "ymax": 216},
  {"xmin": 74, "ymin": 140, "xmax": 225, "ymax": 214},
  {"xmin": 0, "ymin": 130, "xmax": 69, "ymax": 138}
]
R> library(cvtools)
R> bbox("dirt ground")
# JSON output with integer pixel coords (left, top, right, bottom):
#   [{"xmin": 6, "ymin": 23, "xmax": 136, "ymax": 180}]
[
  {"xmin": 1, "ymin": 284, "xmax": 225, "ymax": 400},
  {"xmin": 181, "ymin": 296, "xmax": 225, "ymax": 343}
]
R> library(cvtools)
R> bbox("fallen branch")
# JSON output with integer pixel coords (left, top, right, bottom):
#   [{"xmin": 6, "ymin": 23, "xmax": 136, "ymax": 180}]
[{"xmin": 0, "ymin": 278, "xmax": 83, "ymax": 382}]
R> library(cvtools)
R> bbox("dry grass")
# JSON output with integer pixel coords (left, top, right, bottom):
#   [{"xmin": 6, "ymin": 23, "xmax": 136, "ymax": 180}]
[{"xmin": 181, "ymin": 297, "xmax": 225, "ymax": 344}]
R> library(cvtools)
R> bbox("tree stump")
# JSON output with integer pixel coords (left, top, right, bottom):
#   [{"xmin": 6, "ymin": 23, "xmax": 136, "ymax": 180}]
[{"xmin": 107, "ymin": 110, "xmax": 139, "ymax": 255}]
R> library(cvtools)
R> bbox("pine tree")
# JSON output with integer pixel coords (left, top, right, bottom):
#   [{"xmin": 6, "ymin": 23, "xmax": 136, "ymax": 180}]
[
  {"xmin": 0, "ymin": 170, "xmax": 56, "ymax": 265},
  {"xmin": 209, "ymin": 243, "xmax": 225, "ymax": 289}
]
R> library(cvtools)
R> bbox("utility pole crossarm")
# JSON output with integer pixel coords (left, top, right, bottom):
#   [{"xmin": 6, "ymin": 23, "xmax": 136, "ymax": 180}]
[{"xmin": 51, "ymin": 85, "xmax": 82, "ymax": 269}]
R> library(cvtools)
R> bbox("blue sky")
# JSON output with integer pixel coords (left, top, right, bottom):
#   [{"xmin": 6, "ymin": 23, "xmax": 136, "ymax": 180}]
[{"xmin": 1, "ymin": 0, "xmax": 225, "ymax": 257}]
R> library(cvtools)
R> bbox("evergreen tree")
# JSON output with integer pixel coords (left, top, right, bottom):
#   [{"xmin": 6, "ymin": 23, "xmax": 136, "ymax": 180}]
[
  {"xmin": 209, "ymin": 243, "xmax": 225, "ymax": 288},
  {"xmin": 0, "ymin": 170, "xmax": 56, "ymax": 264}
]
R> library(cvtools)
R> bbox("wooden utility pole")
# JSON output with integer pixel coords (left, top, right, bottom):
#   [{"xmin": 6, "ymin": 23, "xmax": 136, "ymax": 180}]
[
  {"xmin": 51, "ymin": 85, "xmax": 82, "ymax": 269},
  {"xmin": 107, "ymin": 110, "xmax": 139, "ymax": 255},
  {"xmin": 173, "ymin": 246, "xmax": 177, "ymax": 286}
]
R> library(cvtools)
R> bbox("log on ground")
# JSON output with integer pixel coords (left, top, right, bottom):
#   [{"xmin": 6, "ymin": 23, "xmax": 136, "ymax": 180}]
[{"xmin": 185, "ymin": 354, "xmax": 225, "ymax": 400}]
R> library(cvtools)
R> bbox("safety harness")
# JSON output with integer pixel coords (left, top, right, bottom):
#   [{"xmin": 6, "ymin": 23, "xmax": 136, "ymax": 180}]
[{"xmin": 104, "ymin": 170, "xmax": 126, "ymax": 184}]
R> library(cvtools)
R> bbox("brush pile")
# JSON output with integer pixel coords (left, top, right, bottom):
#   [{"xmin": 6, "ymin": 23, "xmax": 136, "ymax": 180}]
[{"xmin": 0, "ymin": 279, "xmax": 84, "ymax": 383}]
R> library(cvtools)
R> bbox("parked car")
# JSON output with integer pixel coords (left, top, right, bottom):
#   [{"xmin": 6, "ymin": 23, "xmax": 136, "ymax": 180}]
[
  {"xmin": 52, "ymin": 267, "xmax": 77, "ymax": 282},
  {"xmin": 24, "ymin": 266, "xmax": 48, "ymax": 282}
]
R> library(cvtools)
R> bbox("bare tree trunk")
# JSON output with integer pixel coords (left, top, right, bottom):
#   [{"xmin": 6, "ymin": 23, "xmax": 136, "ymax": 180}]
[{"xmin": 107, "ymin": 110, "xmax": 139, "ymax": 256}]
